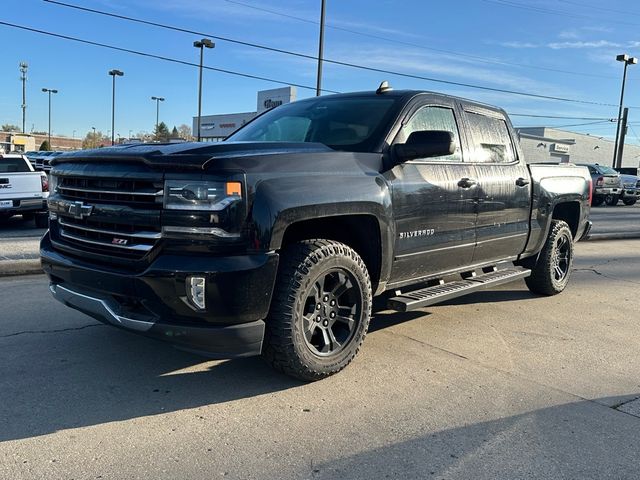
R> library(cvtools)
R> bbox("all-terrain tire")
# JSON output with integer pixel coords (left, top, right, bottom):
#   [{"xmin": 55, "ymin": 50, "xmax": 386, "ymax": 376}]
[
  {"xmin": 524, "ymin": 220, "xmax": 574, "ymax": 296},
  {"xmin": 262, "ymin": 239, "xmax": 372, "ymax": 381}
]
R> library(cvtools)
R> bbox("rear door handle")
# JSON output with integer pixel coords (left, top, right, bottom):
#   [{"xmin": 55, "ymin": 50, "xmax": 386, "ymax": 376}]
[
  {"xmin": 515, "ymin": 177, "xmax": 530, "ymax": 187},
  {"xmin": 458, "ymin": 178, "xmax": 477, "ymax": 189}
]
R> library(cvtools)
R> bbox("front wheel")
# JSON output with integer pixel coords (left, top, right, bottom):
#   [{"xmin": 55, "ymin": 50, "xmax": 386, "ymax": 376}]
[
  {"xmin": 622, "ymin": 198, "xmax": 637, "ymax": 206},
  {"xmin": 524, "ymin": 220, "xmax": 574, "ymax": 296},
  {"xmin": 262, "ymin": 239, "xmax": 372, "ymax": 381}
]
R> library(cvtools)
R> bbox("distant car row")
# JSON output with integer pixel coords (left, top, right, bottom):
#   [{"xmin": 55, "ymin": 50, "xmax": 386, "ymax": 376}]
[
  {"xmin": 579, "ymin": 163, "xmax": 640, "ymax": 206},
  {"xmin": 23, "ymin": 150, "xmax": 66, "ymax": 172}
]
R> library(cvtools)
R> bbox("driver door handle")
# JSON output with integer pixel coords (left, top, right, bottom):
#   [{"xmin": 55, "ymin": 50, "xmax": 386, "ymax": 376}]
[
  {"xmin": 515, "ymin": 177, "xmax": 530, "ymax": 187},
  {"xmin": 458, "ymin": 178, "xmax": 477, "ymax": 189}
]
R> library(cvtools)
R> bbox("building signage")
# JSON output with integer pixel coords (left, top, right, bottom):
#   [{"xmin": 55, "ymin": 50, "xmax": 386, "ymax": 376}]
[
  {"xmin": 257, "ymin": 87, "xmax": 296, "ymax": 113},
  {"xmin": 552, "ymin": 143, "xmax": 570, "ymax": 153}
]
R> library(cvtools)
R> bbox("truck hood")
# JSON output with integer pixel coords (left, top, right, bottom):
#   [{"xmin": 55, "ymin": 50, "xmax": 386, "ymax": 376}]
[{"xmin": 52, "ymin": 142, "xmax": 335, "ymax": 170}]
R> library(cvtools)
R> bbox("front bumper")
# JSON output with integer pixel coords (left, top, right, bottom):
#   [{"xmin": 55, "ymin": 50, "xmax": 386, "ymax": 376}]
[{"xmin": 41, "ymin": 232, "xmax": 279, "ymax": 358}]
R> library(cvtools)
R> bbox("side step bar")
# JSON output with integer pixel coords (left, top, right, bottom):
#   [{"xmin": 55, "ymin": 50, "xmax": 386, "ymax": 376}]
[{"xmin": 387, "ymin": 266, "xmax": 531, "ymax": 312}]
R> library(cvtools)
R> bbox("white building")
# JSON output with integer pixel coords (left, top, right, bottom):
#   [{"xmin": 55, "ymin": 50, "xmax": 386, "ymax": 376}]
[
  {"xmin": 517, "ymin": 127, "xmax": 640, "ymax": 172},
  {"xmin": 194, "ymin": 86, "xmax": 297, "ymax": 142}
]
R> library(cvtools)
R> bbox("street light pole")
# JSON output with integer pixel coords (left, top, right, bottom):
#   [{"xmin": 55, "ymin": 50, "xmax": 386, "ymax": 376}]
[
  {"xmin": 41, "ymin": 88, "xmax": 58, "ymax": 149},
  {"xmin": 151, "ymin": 96, "xmax": 165, "ymax": 135},
  {"xmin": 108, "ymin": 69, "xmax": 124, "ymax": 146},
  {"xmin": 20, "ymin": 62, "xmax": 28, "ymax": 134},
  {"xmin": 316, "ymin": 0, "xmax": 326, "ymax": 96},
  {"xmin": 612, "ymin": 54, "xmax": 637, "ymax": 168},
  {"xmin": 193, "ymin": 38, "xmax": 214, "ymax": 142},
  {"xmin": 92, "ymin": 126, "xmax": 96, "ymax": 148}
]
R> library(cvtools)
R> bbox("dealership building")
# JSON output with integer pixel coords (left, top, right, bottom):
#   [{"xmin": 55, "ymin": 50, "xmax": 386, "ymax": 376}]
[
  {"xmin": 516, "ymin": 127, "xmax": 640, "ymax": 171},
  {"xmin": 194, "ymin": 86, "xmax": 297, "ymax": 142}
]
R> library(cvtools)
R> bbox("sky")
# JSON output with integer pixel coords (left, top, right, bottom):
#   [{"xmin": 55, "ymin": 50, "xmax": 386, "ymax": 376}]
[{"xmin": 2, "ymin": 0, "xmax": 640, "ymax": 144}]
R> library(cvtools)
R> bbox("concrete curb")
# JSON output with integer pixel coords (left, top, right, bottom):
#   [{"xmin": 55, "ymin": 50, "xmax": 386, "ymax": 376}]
[
  {"xmin": 586, "ymin": 233, "xmax": 640, "ymax": 242},
  {"xmin": 0, "ymin": 258, "xmax": 43, "ymax": 276}
]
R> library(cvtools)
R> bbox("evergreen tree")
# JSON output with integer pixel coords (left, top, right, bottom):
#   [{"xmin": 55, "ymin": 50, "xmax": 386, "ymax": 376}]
[
  {"xmin": 39, "ymin": 140, "xmax": 51, "ymax": 151},
  {"xmin": 153, "ymin": 122, "xmax": 170, "ymax": 141}
]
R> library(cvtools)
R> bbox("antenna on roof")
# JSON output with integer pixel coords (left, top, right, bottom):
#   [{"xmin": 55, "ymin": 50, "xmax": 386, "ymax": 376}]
[{"xmin": 376, "ymin": 81, "xmax": 393, "ymax": 94}]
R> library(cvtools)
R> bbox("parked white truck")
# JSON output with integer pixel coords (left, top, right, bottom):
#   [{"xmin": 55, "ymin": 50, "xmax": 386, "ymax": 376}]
[{"xmin": 0, "ymin": 154, "xmax": 49, "ymax": 227}]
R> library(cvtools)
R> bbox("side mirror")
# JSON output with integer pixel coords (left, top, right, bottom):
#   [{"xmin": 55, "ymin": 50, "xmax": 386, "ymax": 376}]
[{"xmin": 392, "ymin": 130, "xmax": 455, "ymax": 163}]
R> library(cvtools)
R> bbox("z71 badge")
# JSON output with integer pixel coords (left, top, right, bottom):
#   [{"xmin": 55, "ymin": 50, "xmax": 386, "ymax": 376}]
[{"xmin": 399, "ymin": 229, "xmax": 435, "ymax": 239}]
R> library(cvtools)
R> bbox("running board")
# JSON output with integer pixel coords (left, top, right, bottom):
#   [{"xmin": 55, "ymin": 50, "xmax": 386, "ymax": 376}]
[{"xmin": 387, "ymin": 267, "xmax": 531, "ymax": 312}]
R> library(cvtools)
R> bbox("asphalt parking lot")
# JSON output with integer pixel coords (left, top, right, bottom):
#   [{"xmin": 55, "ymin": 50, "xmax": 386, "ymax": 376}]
[{"xmin": 1, "ymin": 238, "xmax": 639, "ymax": 479}]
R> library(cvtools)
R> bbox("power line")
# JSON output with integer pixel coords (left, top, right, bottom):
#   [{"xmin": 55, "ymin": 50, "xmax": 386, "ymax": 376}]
[
  {"xmin": 479, "ymin": 0, "xmax": 640, "ymax": 26},
  {"xmin": 508, "ymin": 113, "xmax": 616, "ymax": 120},
  {"xmin": 220, "ymin": 0, "xmax": 614, "ymax": 79},
  {"xmin": 546, "ymin": 120, "xmax": 615, "ymax": 129},
  {"xmin": 558, "ymin": 0, "xmax": 640, "ymax": 18},
  {"xmin": 32, "ymin": 4, "xmax": 626, "ymax": 107},
  {"xmin": 0, "ymin": 21, "xmax": 340, "ymax": 94}
]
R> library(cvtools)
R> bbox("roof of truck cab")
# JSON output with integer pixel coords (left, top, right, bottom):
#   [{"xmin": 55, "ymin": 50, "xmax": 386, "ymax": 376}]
[{"xmin": 302, "ymin": 89, "xmax": 507, "ymax": 116}]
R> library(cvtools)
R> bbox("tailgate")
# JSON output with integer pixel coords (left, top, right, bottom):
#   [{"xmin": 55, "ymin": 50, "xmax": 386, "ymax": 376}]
[{"xmin": 0, "ymin": 173, "xmax": 44, "ymax": 199}]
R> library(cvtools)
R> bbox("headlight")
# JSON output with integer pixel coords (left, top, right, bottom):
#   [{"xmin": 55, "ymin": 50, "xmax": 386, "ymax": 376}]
[
  {"xmin": 49, "ymin": 173, "xmax": 59, "ymax": 193},
  {"xmin": 164, "ymin": 180, "xmax": 242, "ymax": 211}
]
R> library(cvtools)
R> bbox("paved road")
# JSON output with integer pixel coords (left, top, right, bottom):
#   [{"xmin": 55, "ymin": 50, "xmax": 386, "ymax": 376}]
[
  {"xmin": 1, "ymin": 240, "xmax": 639, "ymax": 479},
  {"xmin": 589, "ymin": 202, "xmax": 640, "ymax": 236}
]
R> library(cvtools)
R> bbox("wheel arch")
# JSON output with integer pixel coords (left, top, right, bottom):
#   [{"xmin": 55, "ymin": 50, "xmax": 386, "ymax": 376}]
[{"xmin": 275, "ymin": 212, "xmax": 390, "ymax": 295}]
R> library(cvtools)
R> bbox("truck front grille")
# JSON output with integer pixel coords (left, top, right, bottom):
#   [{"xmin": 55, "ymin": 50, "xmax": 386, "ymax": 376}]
[
  {"xmin": 58, "ymin": 176, "xmax": 163, "ymax": 207},
  {"xmin": 53, "ymin": 174, "xmax": 164, "ymax": 261}
]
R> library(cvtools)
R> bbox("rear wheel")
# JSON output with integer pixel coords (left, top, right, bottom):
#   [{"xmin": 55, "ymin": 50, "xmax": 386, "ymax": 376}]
[
  {"xmin": 591, "ymin": 196, "xmax": 604, "ymax": 207},
  {"xmin": 604, "ymin": 194, "xmax": 619, "ymax": 206},
  {"xmin": 524, "ymin": 220, "xmax": 574, "ymax": 296},
  {"xmin": 35, "ymin": 212, "xmax": 49, "ymax": 228},
  {"xmin": 622, "ymin": 198, "xmax": 637, "ymax": 206},
  {"xmin": 262, "ymin": 239, "xmax": 372, "ymax": 381}
]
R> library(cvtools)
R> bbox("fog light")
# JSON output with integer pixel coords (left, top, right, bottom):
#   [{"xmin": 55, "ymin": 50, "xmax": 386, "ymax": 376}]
[{"xmin": 186, "ymin": 276, "xmax": 206, "ymax": 311}]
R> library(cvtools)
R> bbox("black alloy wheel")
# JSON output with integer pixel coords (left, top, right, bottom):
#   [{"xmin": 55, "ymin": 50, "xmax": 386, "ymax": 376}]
[{"xmin": 302, "ymin": 268, "xmax": 361, "ymax": 357}]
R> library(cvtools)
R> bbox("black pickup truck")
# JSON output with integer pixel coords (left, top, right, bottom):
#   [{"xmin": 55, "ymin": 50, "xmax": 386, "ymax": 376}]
[{"xmin": 41, "ymin": 85, "xmax": 592, "ymax": 381}]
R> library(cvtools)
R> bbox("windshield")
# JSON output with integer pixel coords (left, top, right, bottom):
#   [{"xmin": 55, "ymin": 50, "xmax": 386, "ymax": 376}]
[
  {"xmin": 0, "ymin": 157, "xmax": 31, "ymax": 173},
  {"xmin": 227, "ymin": 96, "xmax": 400, "ymax": 152},
  {"xmin": 597, "ymin": 165, "xmax": 618, "ymax": 175}
]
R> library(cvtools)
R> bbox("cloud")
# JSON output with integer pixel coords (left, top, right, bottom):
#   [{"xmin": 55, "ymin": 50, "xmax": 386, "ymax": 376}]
[{"xmin": 499, "ymin": 39, "xmax": 631, "ymax": 49}]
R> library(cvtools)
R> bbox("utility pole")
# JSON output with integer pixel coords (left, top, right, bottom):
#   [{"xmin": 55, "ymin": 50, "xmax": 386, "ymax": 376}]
[
  {"xmin": 20, "ymin": 62, "xmax": 28, "ymax": 134},
  {"xmin": 616, "ymin": 107, "xmax": 629, "ymax": 169},
  {"xmin": 612, "ymin": 54, "xmax": 637, "ymax": 168},
  {"xmin": 315, "ymin": 0, "xmax": 326, "ymax": 96}
]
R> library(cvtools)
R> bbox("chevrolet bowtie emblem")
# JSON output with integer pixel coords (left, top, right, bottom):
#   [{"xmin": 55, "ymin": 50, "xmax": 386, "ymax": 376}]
[{"xmin": 67, "ymin": 201, "xmax": 94, "ymax": 220}]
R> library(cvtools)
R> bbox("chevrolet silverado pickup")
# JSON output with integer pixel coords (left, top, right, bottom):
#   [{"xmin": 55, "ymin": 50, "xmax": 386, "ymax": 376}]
[
  {"xmin": 41, "ymin": 85, "xmax": 592, "ymax": 381},
  {"xmin": 0, "ymin": 154, "xmax": 49, "ymax": 227}
]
